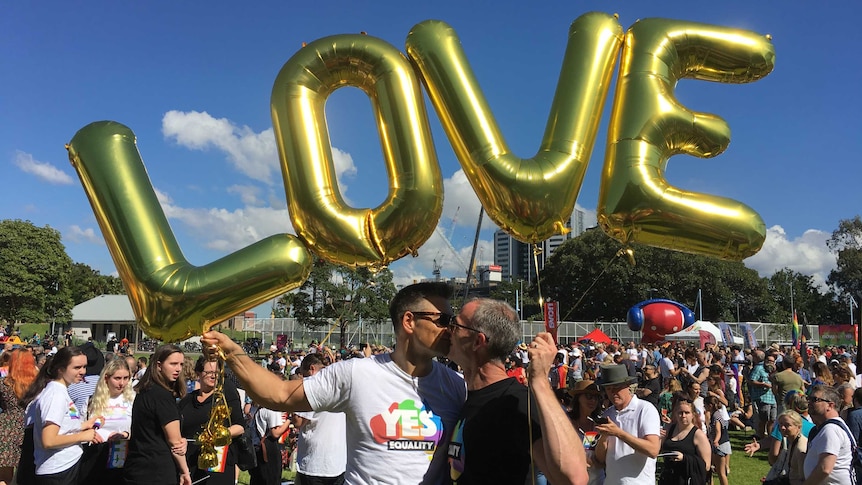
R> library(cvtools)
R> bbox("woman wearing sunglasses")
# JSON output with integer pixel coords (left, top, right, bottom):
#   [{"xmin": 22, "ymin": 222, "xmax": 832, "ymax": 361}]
[{"xmin": 569, "ymin": 380, "xmax": 605, "ymax": 485}]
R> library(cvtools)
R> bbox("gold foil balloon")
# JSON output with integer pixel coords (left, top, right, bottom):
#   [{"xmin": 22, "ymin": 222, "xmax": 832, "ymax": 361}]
[
  {"xmin": 597, "ymin": 18, "xmax": 775, "ymax": 260},
  {"xmin": 271, "ymin": 33, "xmax": 443, "ymax": 267},
  {"xmin": 406, "ymin": 13, "xmax": 623, "ymax": 244},
  {"xmin": 66, "ymin": 122, "xmax": 313, "ymax": 342},
  {"xmin": 198, "ymin": 447, "xmax": 219, "ymax": 470},
  {"xmin": 212, "ymin": 426, "xmax": 232, "ymax": 447}
]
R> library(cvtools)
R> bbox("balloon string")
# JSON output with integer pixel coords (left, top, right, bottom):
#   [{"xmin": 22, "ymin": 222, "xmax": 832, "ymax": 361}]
[
  {"xmin": 560, "ymin": 247, "xmax": 631, "ymax": 322},
  {"xmin": 532, "ymin": 244, "xmax": 544, "ymax": 311}
]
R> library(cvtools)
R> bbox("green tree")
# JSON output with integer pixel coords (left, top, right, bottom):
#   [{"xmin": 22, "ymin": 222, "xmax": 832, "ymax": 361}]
[
  {"xmin": 272, "ymin": 260, "xmax": 397, "ymax": 347},
  {"xmin": 69, "ymin": 262, "xmax": 125, "ymax": 305},
  {"xmin": 827, "ymin": 216, "xmax": 862, "ymax": 317},
  {"xmin": 0, "ymin": 220, "xmax": 74, "ymax": 324},
  {"xmin": 539, "ymin": 227, "xmax": 779, "ymax": 323}
]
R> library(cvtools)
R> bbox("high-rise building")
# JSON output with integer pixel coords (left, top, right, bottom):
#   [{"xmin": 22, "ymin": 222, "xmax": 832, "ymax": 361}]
[{"xmin": 493, "ymin": 208, "xmax": 586, "ymax": 282}]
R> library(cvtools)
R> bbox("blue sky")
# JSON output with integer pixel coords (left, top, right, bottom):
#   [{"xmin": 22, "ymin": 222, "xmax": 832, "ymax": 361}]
[{"xmin": 2, "ymin": 2, "xmax": 859, "ymax": 316}]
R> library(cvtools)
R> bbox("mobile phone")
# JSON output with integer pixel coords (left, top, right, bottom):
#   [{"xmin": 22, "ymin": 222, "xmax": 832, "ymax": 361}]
[{"xmin": 593, "ymin": 417, "xmax": 609, "ymax": 425}]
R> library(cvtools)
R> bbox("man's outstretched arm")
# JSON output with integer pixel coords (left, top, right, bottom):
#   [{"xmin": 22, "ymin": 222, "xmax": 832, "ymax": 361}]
[{"xmin": 202, "ymin": 331, "xmax": 312, "ymax": 412}]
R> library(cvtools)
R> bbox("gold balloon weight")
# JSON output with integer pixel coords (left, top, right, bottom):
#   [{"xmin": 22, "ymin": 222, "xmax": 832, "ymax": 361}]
[{"xmin": 197, "ymin": 355, "xmax": 233, "ymax": 470}]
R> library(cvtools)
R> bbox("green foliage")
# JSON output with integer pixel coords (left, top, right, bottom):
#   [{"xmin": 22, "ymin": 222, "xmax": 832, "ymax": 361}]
[
  {"xmin": 828, "ymin": 216, "xmax": 862, "ymax": 315},
  {"xmin": 272, "ymin": 260, "xmax": 397, "ymax": 347},
  {"xmin": 70, "ymin": 262, "xmax": 125, "ymax": 305},
  {"xmin": 538, "ymin": 227, "xmax": 804, "ymax": 323},
  {"xmin": 0, "ymin": 219, "xmax": 74, "ymax": 324}
]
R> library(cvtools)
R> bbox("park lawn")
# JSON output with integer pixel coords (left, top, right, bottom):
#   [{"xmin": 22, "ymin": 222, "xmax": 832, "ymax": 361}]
[
  {"xmin": 234, "ymin": 428, "xmax": 772, "ymax": 485},
  {"xmin": 726, "ymin": 427, "xmax": 772, "ymax": 483}
]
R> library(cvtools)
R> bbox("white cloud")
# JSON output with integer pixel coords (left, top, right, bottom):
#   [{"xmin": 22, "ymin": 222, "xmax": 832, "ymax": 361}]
[
  {"xmin": 66, "ymin": 225, "xmax": 102, "ymax": 244},
  {"xmin": 156, "ymin": 187, "xmax": 295, "ymax": 253},
  {"xmin": 14, "ymin": 151, "xmax": 74, "ymax": 185},
  {"xmin": 745, "ymin": 225, "xmax": 836, "ymax": 289},
  {"xmin": 162, "ymin": 111, "xmax": 359, "ymax": 196},
  {"xmin": 227, "ymin": 185, "xmax": 263, "ymax": 206},
  {"xmin": 162, "ymin": 110, "xmax": 278, "ymax": 184}
]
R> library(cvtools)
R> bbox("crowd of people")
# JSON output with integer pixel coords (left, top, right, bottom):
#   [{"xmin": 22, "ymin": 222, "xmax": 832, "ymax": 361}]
[{"xmin": 1, "ymin": 283, "xmax": 862, "ymax": 484}]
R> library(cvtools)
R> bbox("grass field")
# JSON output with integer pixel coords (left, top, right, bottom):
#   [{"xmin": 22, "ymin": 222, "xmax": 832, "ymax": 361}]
[{"xmin": 233, "ymin": 427, "xmax": 773, "ymax": 485}]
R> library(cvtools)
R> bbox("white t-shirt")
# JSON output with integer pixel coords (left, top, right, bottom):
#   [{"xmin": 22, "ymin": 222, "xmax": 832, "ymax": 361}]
[
  {"xmin": 602, "ymin": 395, "xmax": 660, "ymax": 485},
  {"xmin": 295, "ymin": 409, "xmax": 347, "ymax": 477},
  {"xmin": 33, "ymin": 381, "xmax": 84, "ymax": 475},
  {"xmin": 255, "ymin": 407, "xmax": 286, "ymax": 440},
  {"xmin": 803, "ymin": 419, "xmax": 854, "ymax": 485},
  {"xmin": 95, "ymin": 394, "xmax": 134, "ymax": 440},
  {"xmin": 304, "ymin": 353, "xmax": 466, "ymax": 485},
  {"xmin": 659, "ymin": 357, "xmax": 675, "ymax": 379}
]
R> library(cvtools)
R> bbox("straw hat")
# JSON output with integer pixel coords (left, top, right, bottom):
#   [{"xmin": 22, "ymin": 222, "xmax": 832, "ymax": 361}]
[{"xmin": 568, "ymin": 379, "xmax": 600, "ymax": 397}]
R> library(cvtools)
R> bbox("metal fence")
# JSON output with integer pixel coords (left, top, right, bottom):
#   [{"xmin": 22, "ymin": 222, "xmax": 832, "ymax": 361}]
[{"xmin": 241, "ymin": 318, "xmax": 815, "ymax": 349}]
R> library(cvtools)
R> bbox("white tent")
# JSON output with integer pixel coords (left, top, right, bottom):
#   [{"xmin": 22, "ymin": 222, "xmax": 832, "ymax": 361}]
[{"xmin": 664, "ymin": 320, "xmax": 743, "ymax": 345}]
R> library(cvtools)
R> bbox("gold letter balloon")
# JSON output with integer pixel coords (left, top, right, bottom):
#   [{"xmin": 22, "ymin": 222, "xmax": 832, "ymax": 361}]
[
  {"xmin": 66, "ymin": 122, "xmax": 312, "ymax": 342},
  {"xmin": 406, "ymin": 12, "xmax": 623, "ymax": 244},
  {"xmin": 271, "ymin": 33, "xmax": 443, "ymax": 267},
  {"xmin": 597, "ymin": 18, "xmax": 775, "ymax": 260},
  {"xmin": 67, "ymin": 13, "xmax": 775, "ymax": 340}
]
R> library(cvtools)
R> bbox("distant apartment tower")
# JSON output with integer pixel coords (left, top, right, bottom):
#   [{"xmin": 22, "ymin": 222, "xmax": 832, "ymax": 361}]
[{"xmin": 494, "ymin": 208, "xmax": 585, "ymax": 282}]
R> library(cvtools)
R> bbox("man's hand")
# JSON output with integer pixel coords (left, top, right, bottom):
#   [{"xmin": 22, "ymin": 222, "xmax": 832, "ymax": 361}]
[
  {"xmin": 743, "ymin": 437, "xmax": 760, "ymax": 457},
  {"xmin": 526, "ymin": 333, "xmax": 557, "ymax": 381},
  {"xmin": 595, "ymin": 420, "xmax": 623, "ymax": 438},
  {"xmin": 202, "ymin": 331, "xmax": 243, "ymax": 360}
]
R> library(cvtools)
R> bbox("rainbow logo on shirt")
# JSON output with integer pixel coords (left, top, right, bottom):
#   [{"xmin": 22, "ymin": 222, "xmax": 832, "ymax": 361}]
[
  {"xmin": 68, "ymin": 400, "xmax": 80, "ymax": 420},
  {"xmin": 369, "ymin": 399, "xmax": 443, "ymax": 456}
]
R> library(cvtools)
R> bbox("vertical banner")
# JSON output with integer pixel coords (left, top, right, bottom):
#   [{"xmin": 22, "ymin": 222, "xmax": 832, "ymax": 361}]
[
  {"xmin": 739, "ymin": 323, "xmax": 758, "ymax": 350},
  {"xmin": 717, "ymin": 323, "xmax": 734, "ymax": 346},
  {"xmin": 699, "ymin": 330, "xmax": 716, "ymax": 348},
  {"xmin": 791, "ymin": 311, "xmax": 800, "ymax": 349},
  {"xmin": 544, "ymin": 301, "xmax": 560, "ymax": 344}
]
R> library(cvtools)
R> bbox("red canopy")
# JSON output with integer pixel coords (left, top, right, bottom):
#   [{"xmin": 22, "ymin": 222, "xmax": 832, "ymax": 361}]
[{"xmin": 580, "ymin": 328, "xmax": 612, "ymax": 344}]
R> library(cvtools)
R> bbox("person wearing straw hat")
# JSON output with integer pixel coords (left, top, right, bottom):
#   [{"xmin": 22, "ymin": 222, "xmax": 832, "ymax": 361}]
[
  {"xmin": 445, "ymin": 298, "xmax": 587, "ymax": 485},
  {"xmin": 568, "ymin": 380, "xmax": 605, "ymax": 485},
  {"xmin": 594, "ymin": 364, "xmax": 661, "ymax": 485}
]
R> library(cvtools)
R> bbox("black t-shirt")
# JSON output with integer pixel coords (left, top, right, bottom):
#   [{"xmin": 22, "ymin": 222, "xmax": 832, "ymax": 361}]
[
  {"xmin": 641, "ymin": 377, "xmax": 662, "ymax": 409},
  {"xmin": 448, "ymin": 377, "xmax": 541, "ymax": 484},
  {"xmin": 177, "ymin": 380, "xmax": 244, "ymax": 483},
  {"xmin": 124, "ymin": 385, "xmax": 181, "ymax": 485}
]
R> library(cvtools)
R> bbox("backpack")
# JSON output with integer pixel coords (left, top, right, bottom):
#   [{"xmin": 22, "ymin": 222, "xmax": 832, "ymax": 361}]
[
  {"xmin": 817, "ymin": 418, "xmax": 860, "ymax": 484},
  {"xmin": 236, "ymin": 405, "xmax": 261, "ymax": 471},
  {"xmin": 548, "ymin": 366, "xmax": 560, "ymax": 389}
]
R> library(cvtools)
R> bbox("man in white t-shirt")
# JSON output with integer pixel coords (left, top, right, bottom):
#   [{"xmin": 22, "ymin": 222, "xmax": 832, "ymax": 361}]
[
  {"xmin": 292, "ymin": 353, "xmax": 346, "ymax": 484},
  {"xmin": 204, "ymin": 282, "xmax": 467, "ymax": 485},
  {"xmin": 250, "ymin": 405, "xmax": 292, "ymax": 485},
  {"xmin": 803, "ymin": 384, "xmax": 856, "ymax": 485},
  {"xmin": 594, "ymin": 364, "xmax": 661, "ymax": 485}
]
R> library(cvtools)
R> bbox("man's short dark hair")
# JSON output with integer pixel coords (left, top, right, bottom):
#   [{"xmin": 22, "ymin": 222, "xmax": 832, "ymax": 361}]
[
  {"xmin": 389, "ymin": 282, "xmax": 453, "ymax": 333},
  {"xmin": 300, "ymin": 352, "xmax": 326, "ymax": 375}
]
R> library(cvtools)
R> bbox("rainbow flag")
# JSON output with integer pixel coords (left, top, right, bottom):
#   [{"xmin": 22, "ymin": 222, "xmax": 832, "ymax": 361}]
[{"xmin": 792, "ymin": 311, "xmax": 800, "ymax": 349}]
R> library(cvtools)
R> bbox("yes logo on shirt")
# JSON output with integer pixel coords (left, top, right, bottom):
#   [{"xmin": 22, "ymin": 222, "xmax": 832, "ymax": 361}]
[{"xmin": 370, "ymin": 399, "xmax": 442, "ymax": 455}]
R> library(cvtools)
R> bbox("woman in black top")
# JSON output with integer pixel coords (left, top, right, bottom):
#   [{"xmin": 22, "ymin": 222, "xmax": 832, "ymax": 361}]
[
  {"xmin": 178, "ymin": 356, "xmax": 244, "ymax": 485},
  {"xmin": 123, "ymin": 344, "xmax": 191, "ymax": 485}
]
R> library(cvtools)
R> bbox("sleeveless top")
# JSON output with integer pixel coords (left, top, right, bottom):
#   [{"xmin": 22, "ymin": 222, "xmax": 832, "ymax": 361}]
[{"xmin": 660, "ymin": 425, "xmax": 706, "ymax": 485}]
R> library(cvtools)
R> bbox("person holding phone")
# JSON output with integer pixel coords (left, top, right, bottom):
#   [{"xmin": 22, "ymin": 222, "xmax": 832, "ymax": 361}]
[
  {"xmin": 594, "ymin": 364, "xmax": 661, "ymax": 485},
  {"xmin": 569, "ymin": 380, "xmax": 605, "ymax": 485}
]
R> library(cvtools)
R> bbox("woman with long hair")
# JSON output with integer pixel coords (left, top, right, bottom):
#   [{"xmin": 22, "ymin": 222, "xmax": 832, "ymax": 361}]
[
  {"xmin": 78, "ymin": 358, "xmax": 136, "ymax": 483},
  {"xmin": 568, "ymin": 380, "xmax": 605, "ymax": 485},
  {"xmin": 123, "ymin": 344, "xmax": 191, "ymax": 485},
  {"xmin": 658, "ymin": 393, "xmax": 711, "ymax": 485},
  {"xmin": 0, "ymin": 349, "xmax": 37, "ymax": 484},
  {"xmin": 19, "ymin": 346, "xmax": 103, "ymax": 485},
  {"xmin": 658, "ymin": 379, "xmax": 683, "ymax": 426},
  {"xmin": 704, "ymin": 395, "xmax": 731, "ymax": 485},
  {"xmin": 178, "ymin": 356, "xmax": 244, "ymax": 485},
  {"xmin": 811, "ymin": 361, "xmax": 833, "ymax": 388}
]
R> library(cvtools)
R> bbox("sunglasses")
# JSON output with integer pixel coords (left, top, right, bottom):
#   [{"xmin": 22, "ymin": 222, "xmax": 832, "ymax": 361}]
[
  {"xmin": 807, "ymin": 396, "xmax": 832, "ymax": 405},
  {"xmin": 411, "ymin": 311, "xmax": 486, "ymax": 340}
]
